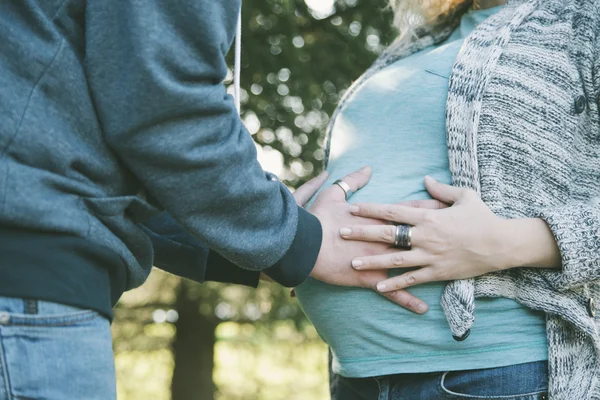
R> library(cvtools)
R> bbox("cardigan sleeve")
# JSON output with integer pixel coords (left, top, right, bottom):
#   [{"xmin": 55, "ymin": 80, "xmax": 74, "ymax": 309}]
[{"xmin": 536, "ymin": 198, "xmax": 600, "ymax": 291}]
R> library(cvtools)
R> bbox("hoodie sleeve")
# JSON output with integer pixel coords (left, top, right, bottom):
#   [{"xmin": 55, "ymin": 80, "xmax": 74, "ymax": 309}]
[
  {"xmin": 84, "ymin": 0, "xmax": 321, "ymax": 287},
  {"xmin": 141, "ymin": 212, "xmax": 260, "ymax": 287}
]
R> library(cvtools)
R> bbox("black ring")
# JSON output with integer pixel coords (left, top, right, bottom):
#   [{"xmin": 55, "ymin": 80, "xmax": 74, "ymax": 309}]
[{"xmin": 393, "ymin": 224, "xmax": 412, "ymax": 249}]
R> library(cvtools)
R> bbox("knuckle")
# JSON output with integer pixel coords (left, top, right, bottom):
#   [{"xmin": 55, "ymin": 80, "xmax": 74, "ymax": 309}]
[
  {"xmin": 390, "ymin": 254, "xmax": 404, "ymax": 266},
  {"xmin": 409, "ymin": 201, "xmax": 423, "ymax": 209},
  {"xmin": 405, "ymin": 297, "xmax": 419, "ymax": 310},
  {"xmin": 404, "ymin": 274, "xmax": 416, "ymax": 286},
  {"xmin": 435, "ymin": 200, "xmax": 447, "ymax": 209},
  {"xmin": 381, "ymin": 226, "xmax": 395, "ymax": 242},
  {"xmin": 384, "ymin": 207, "xmax": 398, "ymax": 220},
  {"xmin": 385, "ymin": 290, "xmax": 399, "ymax": 300},
  {"xmin": 366, "ymin": 257, "xmax": 378, "ymax": 268}
]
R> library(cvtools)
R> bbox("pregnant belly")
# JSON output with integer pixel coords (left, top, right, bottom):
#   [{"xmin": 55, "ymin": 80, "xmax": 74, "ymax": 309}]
[
  {"xmin": 295, "ymin": 276, "xmax": 453, "ymax": 358},
  {"xmin": 295, "ymin": 165, "xmax": 460, "ymax": 361},
  {"xmin": 296, "ymin": 160, "xmax": 547, "ymax": 376},
  {"xmin": 295, "ymin": 276, "xmax": 548, "ymax": 377}
]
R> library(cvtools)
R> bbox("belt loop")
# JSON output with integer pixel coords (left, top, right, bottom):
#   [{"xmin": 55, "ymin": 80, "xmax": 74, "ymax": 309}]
[
  {"xmin": 375, "ymin": 377, "xmax": 390, "ymax": 400},
  {"xmin": 24, "ymin": 299, "xmax": 38, "ymax": 315}
]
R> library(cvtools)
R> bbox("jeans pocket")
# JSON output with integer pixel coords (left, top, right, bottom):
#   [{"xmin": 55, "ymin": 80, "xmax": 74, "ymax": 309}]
[
  {"xmin": 0, "ymin": 300, "xmax": 115, "ymax": 400},
  {"xmin": 439, "ymin": 361, "xmax": 549, "ymax": 400},
  {"xmin": 0, "ymin": 300, "xmax": 100, "ymax": 328}
]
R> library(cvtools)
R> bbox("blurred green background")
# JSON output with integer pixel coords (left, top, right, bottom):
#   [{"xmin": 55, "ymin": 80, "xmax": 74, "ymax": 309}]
[{"xmin": 112, "ymin": 1, "xmax": 395, "ymax": 399}]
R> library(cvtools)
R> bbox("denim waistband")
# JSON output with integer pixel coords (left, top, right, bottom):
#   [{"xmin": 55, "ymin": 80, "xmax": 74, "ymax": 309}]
[{"xmin": 332, "ymin": 361, "xmax": 549, "ymax": 400}]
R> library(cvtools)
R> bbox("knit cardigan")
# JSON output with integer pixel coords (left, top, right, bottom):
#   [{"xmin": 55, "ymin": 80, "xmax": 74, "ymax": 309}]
[{"xmin": 324, "ymin": 1, "xmax": 600, "ymax": 398}]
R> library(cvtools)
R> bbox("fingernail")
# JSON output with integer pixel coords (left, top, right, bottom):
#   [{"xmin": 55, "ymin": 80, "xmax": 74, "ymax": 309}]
[
  {"xmin": 340, "ymin": 228, "xmax": 352, "ymax": 236},
  {"xmin": 377, "ymin": 283, "xmax": 387, "ymax": 292},
  {"xmin": 352, "ymin": 259, "xmax": 363, "ymax": 269},
  {"xmin": 350, "ymin": 206, "xmax": 360, "ymax": 213},
  {"xmin": 417, "ymin": 303, "xmax": 428, "ymax": 314},
  {"xmin": 424, "ymin": 175, "xmax": 436, "ymax": 183},
  {"xmin": 360, "ymin": 166, "xmax": 369, "ymax": 172}
]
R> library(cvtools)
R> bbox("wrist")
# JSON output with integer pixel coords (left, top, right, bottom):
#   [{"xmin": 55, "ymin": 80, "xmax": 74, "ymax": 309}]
[
  {"xmin": 264, "ymin": 207, "xmax": 323, "ymax": 287},
  {"xmin": 494, "ymin": 218, "xmax": 528, "ymax": 270},
  {"xmin": 308, "ymin": 211, "xmax": 328, "ymax": 279},
  {"xmin": 495, "ymin": 217, "xmax": 561, "ymax": 269}
]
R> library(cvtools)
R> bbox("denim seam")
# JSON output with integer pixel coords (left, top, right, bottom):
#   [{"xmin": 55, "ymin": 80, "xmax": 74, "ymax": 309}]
[
  {"xmin": 439, "ymin": 370, "xmax": 548, "ymax": 399},
  {"xmin": 0, "ymin": 329, "xmax": 13, "ymax": 400},
  {"xmin": 7, "ymin": 311, "xmax": 99, "ymax": 328},
  {"xmin": 335, "ymin": 341, "xmax": 548, "ymax": 364},
  {"xmin": 374, "ymin": 377, "xmax": 385, "ymax": 400}
]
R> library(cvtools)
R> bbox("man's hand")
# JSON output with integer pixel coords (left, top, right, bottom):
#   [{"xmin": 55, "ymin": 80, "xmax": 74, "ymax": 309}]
[
  {"xmin": 292, "ymin": 171, "xmax": 331, "ymax": 207},
  {"xmin": 303, "ymin": 167, "xmax": 429, "ymax": 314}
]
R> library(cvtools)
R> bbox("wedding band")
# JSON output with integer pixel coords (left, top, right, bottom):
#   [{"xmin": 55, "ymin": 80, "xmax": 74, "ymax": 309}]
[
  {"xmin": 333, "ymin": 179, "xmax": 353, "ymax": 201},
  {"xmin": 394, "ymin": 224, "xmax": 412, "ymax": 249}
]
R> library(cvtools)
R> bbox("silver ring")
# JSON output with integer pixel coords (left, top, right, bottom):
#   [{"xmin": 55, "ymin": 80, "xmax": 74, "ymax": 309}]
[
  {"xmin": 394, "ymin": 224, "xmax": 412, "ymax": 249},
  {"xmin": 333, "ymin": 179, "xmax": 354, "ymax": 201}
]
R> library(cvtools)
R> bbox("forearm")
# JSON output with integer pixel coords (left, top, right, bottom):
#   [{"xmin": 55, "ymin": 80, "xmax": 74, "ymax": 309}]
[
  {"xmin": 500, "ymin": 218, "xmax": 562, "ymax": 270},
  {"xmin": 142, "ymin": 212, "xmax": 260, "ymax": 287},
  {"xmin": 85, "ymin": 0, "xmax": 321, "ymax": 279}
]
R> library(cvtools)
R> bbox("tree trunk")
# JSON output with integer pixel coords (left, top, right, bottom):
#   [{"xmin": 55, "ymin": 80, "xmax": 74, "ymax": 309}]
[{"xmin": 171, "ymin": 283, "xmax": 219, "ymax": 400}]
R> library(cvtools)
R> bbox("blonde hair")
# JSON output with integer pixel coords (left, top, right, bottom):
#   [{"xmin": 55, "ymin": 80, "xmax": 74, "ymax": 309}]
[{"xmin": 388, "ymin": 0, "xmax": 472, "ymax": 43}]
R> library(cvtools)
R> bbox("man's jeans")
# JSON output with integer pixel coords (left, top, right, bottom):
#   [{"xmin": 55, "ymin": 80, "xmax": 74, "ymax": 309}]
[
  {"xmin": 0, "ymin": 297, "xmax": 116, "ymax": 400},
  {"xmin": 332, "ymin": 360, "xmax": 549, "ymax": 400}
]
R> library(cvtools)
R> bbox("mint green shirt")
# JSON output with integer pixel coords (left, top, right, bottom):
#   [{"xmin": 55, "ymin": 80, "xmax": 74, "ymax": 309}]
[{"xmin": 295, "ymin": 6, "xmax": 548, "ymax": 378}]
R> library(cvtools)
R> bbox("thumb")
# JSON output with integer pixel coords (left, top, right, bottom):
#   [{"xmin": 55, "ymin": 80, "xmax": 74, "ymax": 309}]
[
  {"xmin": 293, "ymin": 171, "xmax": 330, "ymax": 206},
  {"xmin": 423, "ymin": 176, "xmax": 466, "ymax": 204}
]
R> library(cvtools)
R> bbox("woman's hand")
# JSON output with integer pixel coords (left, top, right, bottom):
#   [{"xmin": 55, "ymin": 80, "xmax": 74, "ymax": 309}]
[
  {"xmin": 304, "ymin": 168, "xmax": 429, "ymax": 313},
  {"xmin": 339, "ymin": 176, "xmax": 518, "ymax": 293},
  {"xmin": 288, "ymin": 169, "xmax": 462, "ymax": 314}
]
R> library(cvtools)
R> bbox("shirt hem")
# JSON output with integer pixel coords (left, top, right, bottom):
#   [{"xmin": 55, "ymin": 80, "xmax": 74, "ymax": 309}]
[{"xmin": 333, "ymin": 341, "xmax": 548, "ymax": 378}]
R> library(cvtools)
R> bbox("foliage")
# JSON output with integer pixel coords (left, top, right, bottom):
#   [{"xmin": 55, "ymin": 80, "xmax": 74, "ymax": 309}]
[
  {"xmin": 113, "ymin": 271, "xmax": 328, "ymax": 400},
  {"xmin": 232, "ymin": 0, "xmax": 395, "ymax": 185}
]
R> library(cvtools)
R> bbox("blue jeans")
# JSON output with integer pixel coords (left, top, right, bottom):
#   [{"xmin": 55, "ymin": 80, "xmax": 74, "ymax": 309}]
[
  {"xmin": 332, "ymin": 361, "xmax": 549, "ymax": 400},
  {"xmin": 0, "ymin": 297, "xmax": 116, "ymax": 400}
]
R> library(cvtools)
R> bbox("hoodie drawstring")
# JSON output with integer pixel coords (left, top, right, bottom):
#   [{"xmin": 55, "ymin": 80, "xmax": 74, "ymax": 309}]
[{"xmin": 234, "ymin": 8, "xmax": 242, "ymax": 114}]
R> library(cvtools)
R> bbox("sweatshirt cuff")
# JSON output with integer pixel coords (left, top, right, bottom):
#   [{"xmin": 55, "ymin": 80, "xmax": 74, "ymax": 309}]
[
  {"xmin": 143, "ymin": 227, "xmax": 207, "ymax": 283},
  {"xmin": 264, "ymin": 207, "xmax": 323, "ymax": 287},
  {"xmin": 205, "ymin": 252, "xmax": 260, "ymax": 288}
]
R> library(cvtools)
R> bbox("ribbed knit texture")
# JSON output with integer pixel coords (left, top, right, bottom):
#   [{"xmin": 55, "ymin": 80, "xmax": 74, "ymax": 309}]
[{"xmin": 325, "ymin": 1, "xmax": 600, "ymax": 398}]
